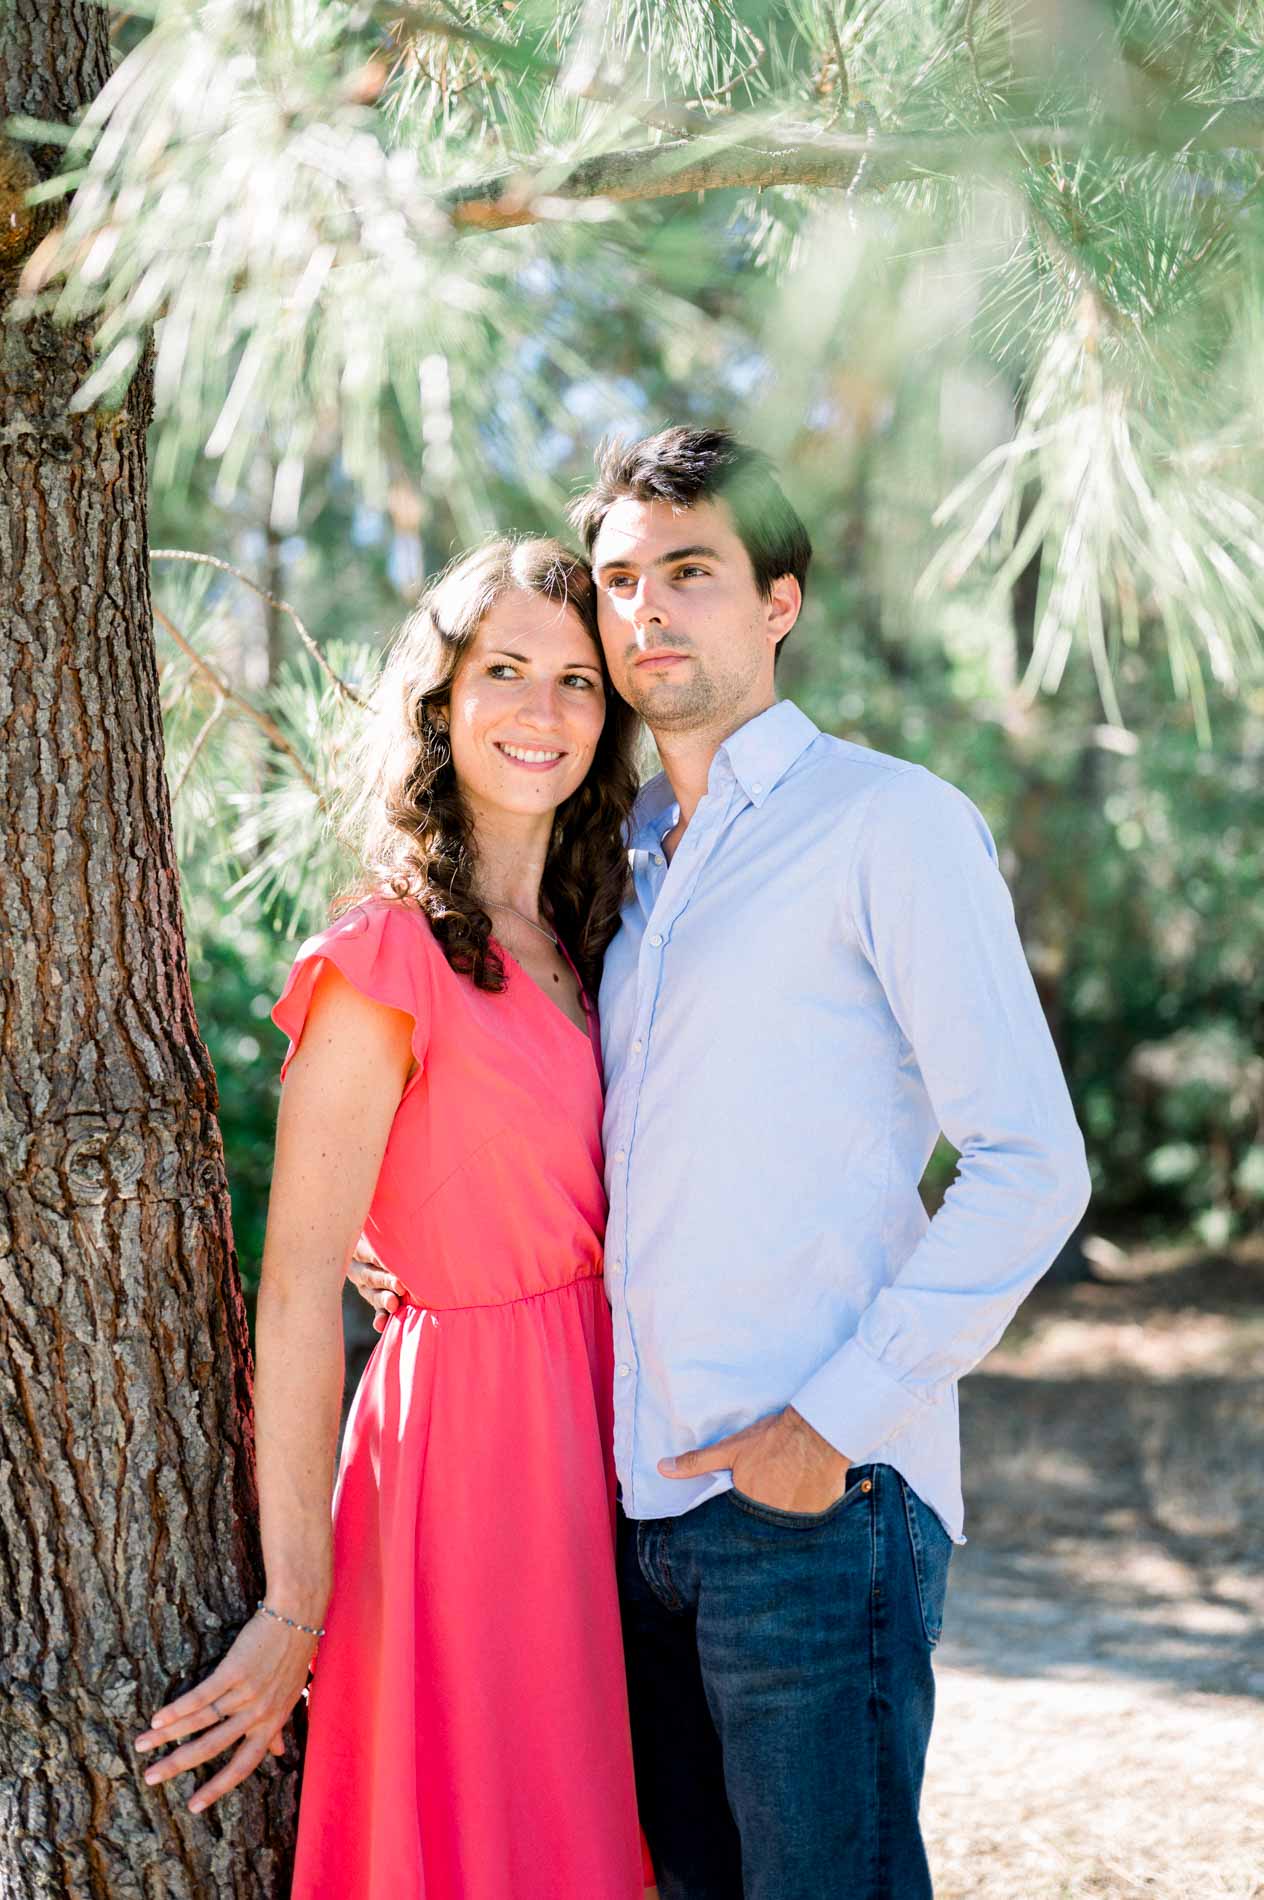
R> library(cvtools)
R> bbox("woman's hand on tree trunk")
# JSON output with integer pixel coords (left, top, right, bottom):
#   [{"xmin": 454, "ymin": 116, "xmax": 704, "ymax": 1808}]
[{"xmin": 134, "ymin": 1612, "xmax": 316, "ymax": 1812}]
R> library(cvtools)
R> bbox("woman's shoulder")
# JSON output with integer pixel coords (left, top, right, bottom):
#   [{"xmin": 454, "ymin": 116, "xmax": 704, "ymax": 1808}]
[
  {"xmin": 272, "ymin": 895, "xmax": 449, "ymax": 1084},
  {"xmin": 284, "ymin": 896, "xmax": 447, "ymax": 1019},
  {"xmin": 309, "ymin": 894, "xmax": 439, "ymax": 962}
]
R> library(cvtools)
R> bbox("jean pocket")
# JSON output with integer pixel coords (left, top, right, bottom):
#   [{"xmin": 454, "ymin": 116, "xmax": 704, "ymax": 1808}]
[
  {"xmin": 899, "ymin": 1477, "xmax": 953, "ymax": 1648},
  {"xmin": 727, "ymin": 1467, "xmax": 874, "ymax": 1530}
]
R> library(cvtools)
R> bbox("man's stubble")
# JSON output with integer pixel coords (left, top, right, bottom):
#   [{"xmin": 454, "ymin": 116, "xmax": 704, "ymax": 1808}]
[
  {"xmin": 619, "ymin": 640, "xmax": 766, "ymax": 740},
  {"xmin": 621, "ymin": 667, "xmax": 718, "ymax": 733}
]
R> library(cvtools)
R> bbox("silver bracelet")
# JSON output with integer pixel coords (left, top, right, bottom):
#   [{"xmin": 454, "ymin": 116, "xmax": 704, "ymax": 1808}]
[{"xmin": 257, "ymin": 1599, "xmax": 325, "ymax": 1639}]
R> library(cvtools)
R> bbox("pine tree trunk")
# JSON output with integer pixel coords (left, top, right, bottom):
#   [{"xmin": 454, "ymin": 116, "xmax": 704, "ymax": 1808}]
[{"xmin": 0, "ymin": 7, "xmax": 297, "ymax": 1893}]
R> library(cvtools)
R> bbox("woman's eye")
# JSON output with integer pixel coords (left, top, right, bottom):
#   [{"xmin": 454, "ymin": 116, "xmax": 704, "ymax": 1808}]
[
  {"xmin": 487, "ymin": 663, "xmax": 518, "ymax": 679},
  {"xmin": 562, "ymin": 674, "xmax": 597, "ymax": 690}
]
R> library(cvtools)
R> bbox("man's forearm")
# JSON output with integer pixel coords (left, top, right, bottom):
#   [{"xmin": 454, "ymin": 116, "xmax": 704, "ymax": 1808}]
[{"xmin": 792, "ymin": 1123, "xmax": 1091, "ymax": 1462}]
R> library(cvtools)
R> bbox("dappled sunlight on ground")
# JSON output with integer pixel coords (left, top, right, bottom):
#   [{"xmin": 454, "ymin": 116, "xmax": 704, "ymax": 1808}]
[
  {"xmin": 921, "ymin": 1239, "xmax": 1264, "ymax": 1898},
  {"xmin": 925, "ymin": 1672, "xmax": 1261, "ymax": 1898}
]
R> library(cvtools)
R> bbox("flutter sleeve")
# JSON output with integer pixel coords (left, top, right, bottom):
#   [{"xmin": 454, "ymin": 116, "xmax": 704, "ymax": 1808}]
[{"xmin": 271, "ymin": 900, "xmax": 434, "ymax": 1091}]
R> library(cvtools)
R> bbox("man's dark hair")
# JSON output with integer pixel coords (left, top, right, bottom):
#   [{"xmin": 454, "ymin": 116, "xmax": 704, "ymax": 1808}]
[{"xmin": 569, "ymin": 426, "xmax": 812, "ymax": 615}]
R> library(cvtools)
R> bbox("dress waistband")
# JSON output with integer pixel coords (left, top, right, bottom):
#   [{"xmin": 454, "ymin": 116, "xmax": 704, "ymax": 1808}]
[{"xmin": 395, "ymin": 1269, "xmax": 605, "ymax": 1318}]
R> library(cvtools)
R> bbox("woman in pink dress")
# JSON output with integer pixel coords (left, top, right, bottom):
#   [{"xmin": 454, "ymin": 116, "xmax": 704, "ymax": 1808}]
[{"xmin": 134, "ymin": 538, "xmax": 649, "ymax": 1898}]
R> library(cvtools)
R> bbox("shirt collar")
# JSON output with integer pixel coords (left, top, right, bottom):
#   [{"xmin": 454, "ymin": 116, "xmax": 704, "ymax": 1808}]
[
  {"xmin": 627, "ymin": 699, "xmax": 820, "ymax": 849},
  {"xmin": 715, "ymin": 699, "xmax": 819, "ymax": 807}
]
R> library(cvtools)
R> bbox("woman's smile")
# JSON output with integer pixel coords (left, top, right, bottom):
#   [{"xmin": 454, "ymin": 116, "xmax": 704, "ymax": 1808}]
[{"xmin": 494, "ymin": 741, "xmax": 568, "ymax": 771}]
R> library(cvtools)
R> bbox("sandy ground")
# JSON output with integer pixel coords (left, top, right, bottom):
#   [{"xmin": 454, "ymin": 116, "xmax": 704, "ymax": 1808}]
[{"xmin": 920, "ymin": 1238, "xmax": 1264, "ymax": 1899}]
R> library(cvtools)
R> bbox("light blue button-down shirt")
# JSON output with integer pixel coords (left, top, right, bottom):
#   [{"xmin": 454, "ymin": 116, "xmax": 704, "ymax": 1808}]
[{"xmin": 599, "ymin": 700, "xmax": 1091, "ymax": 1540}]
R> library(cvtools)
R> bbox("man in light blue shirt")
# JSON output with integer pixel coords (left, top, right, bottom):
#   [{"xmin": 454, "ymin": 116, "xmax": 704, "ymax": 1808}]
[{"xmin": 570, "ymin": 428, "xmax": 1091, "ymax": 1900}]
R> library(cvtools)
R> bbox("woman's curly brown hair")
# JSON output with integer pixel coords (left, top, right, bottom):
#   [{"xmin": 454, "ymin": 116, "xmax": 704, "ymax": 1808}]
[{"xmin": 336, "ymin": 537, "xmax": 641, "ymax": 998}]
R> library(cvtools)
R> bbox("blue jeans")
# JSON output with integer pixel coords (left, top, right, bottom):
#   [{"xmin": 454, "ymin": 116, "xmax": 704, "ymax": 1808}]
[{"xmin": 616, "ymin": 1462, "xmax": 952, "ymax": 1900}]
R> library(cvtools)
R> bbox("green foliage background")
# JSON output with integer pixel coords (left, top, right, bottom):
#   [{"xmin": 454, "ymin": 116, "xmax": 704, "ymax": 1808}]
[{"xmin": 27, "ymin": 0, "xmax": 1262, "ymax": 1287}]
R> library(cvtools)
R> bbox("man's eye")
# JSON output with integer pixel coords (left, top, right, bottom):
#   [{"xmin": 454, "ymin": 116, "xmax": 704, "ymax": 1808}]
[
  {"xmin": 606, "ymin": 575, "xmax": 634, "ymax": 590},
  {"xmin": 677, "ymin": 566, "xmax": 708, "ymax": 580}
]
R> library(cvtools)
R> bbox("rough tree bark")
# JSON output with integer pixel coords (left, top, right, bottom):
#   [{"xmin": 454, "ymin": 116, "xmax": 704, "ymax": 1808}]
[{"xmin": 0, "ymin": 6, "xmax": 297, "ymax": 1894}]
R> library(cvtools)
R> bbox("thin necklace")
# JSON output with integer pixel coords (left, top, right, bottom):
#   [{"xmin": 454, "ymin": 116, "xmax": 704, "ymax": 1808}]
[{"xmin": 482, "ymin": 898, "xmax": 559, "ymax": 949}]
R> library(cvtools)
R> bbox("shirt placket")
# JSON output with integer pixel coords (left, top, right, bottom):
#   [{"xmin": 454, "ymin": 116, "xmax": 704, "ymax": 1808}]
[{"xmin": 608, "ymin": 771, "xmax": 745, "ymax": 1511}]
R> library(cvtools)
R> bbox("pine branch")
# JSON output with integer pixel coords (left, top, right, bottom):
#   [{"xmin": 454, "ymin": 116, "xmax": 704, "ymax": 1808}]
[
  {"xmin": 150, "ymin": 550, "xmax": 366, "ymax": 707},
  {"xmin": 441, "ymin": 103, "xmax": 1264, "ymax": 230},
  {"xmin": 684, "ymin": 38, "xmax": 766, "ymax": 110},
  {"xmin": 152, "ymin": 603, "xmax": 325, "ymax": 802},
  {"xmin": 962, "ymin": 0, "xmax": 993, "ymax": 119},
  {"xmin": 169, "ymin": 697, "xmax": 225, "ymax": 803},
  {"xmin": 443, "ymin": 125, "xmax": 911, "ymax": 230},
  {"xmin": 371, "ymin": 4, "xmax": 723, "ymax": 135}
]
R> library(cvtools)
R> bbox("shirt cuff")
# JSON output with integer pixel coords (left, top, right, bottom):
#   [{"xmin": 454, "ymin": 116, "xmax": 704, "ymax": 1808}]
[{"xmin": 790, "ymin": 1337, "xmax": 926, "ymax": 1464}]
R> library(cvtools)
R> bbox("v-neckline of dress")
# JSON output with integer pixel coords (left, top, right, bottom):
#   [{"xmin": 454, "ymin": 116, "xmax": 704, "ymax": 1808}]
[{"xmin": 492, "ymin": 936, "xmax": 601, "ymax": 1074}]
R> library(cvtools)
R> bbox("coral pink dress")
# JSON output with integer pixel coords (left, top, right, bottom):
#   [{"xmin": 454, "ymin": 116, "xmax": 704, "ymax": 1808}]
[{"xmin": 274, "ymin": 899, "xmax": 644, "ymax": 1900}]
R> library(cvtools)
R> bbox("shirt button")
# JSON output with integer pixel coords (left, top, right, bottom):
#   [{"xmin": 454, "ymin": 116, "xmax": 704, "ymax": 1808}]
[
  {"xmin": 652, "ymin": 853, "xmax": 664, "ymax": 866},
  {"xmin": 613, "ymin": 1150, "xmax": 626, "ymax": 1165},
  {"xmin": 751, "ymin": 781, "xmax": 763, "ymax": 794},
  {"xmin": 632, "ymin": 1039, "xmax": 643, "ymax": 1054},
  {"xmin": 617, "ymin": 1364, "xmax": 631, "ymax": 1377},
  {"xmin": 608, "ymin": 1259, "xmax": 622, "ymax": 1274},
  {"xmin": 650, "ymin": 933, "xmax": 663, "ymax": 947}
]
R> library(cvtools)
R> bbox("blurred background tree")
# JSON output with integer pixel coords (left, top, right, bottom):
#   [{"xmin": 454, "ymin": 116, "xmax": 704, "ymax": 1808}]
[{"xmin": 16, "ymin": 0, "xmax": 1263, "ymax": 1303}]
